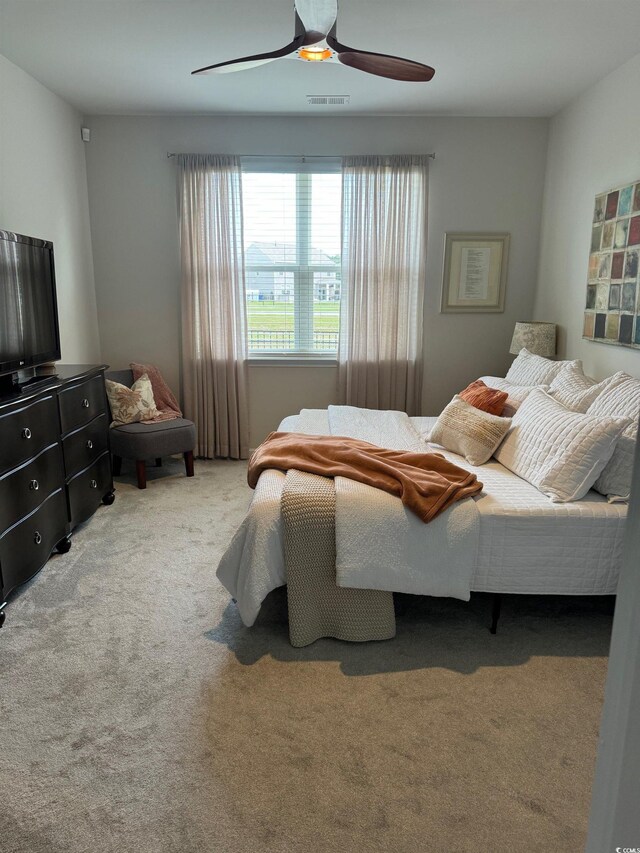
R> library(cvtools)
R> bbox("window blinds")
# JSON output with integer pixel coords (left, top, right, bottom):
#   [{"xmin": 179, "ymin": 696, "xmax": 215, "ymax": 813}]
[{"xmin": 241, "ymin": 157, "xmax": 342, "ymax": 356}]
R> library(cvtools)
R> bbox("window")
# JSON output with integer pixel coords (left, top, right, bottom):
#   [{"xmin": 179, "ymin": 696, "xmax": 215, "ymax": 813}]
[{"xmin": 242, "ymin": 159, "xmax": 341, "ymax": 357}]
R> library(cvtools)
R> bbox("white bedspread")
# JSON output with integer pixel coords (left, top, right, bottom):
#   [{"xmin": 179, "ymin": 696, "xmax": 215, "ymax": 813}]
[
  {"xmin": 218, "ymin": 406, "xmax": 480, "ymax": 625},
  {"xmin": 327, "ymin": 405, "xmax": 426, "ymax": 450},
  {"xmin": 326, "ymin": 406, "xmax": 479, "ymax": 598},
  {"xmin": 217, "ymin": 409, "xmax": 627, "ymax": 626},
  {"xmin": 412, "ymin": 416, "xmax": 628, "ymax": 596}
]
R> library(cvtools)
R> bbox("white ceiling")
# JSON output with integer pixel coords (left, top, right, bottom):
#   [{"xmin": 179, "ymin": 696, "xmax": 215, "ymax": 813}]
[{"xmin": 1, "ymin": 0, "xmax": 639, "ymax": 117}]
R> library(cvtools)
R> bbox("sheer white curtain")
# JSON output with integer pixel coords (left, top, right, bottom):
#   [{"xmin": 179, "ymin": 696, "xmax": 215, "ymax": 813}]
[
  {"xmin": 177, "ymin": 154, "xmax": 249, "ymax": 459},
  {"xmin": 339, "ymin": 155, "xmax": 429, "ymax": 415}
]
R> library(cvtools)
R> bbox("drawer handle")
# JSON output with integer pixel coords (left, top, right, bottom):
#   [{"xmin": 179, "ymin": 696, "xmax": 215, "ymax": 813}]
[
  {"xmin": 82, "ymin": 398, "xmax": 90, "ymax": 408},
  {"xmin": 22, "ymin": 427, "xmax": 32, "ymax": 440},
  {"xmin": 29, "ymin": 479, "xmax": 39, "ymax": 491},
  {"xmin": 86, "ymin": 439, "xmax": 93, "ymax": 450},
  {"xmin": 34, "ymin": 531, "xmax": 42, "ymax": 545},
  {"xmin": 90, "ymin": 479, "xmax": 98, "ymax": 489}
]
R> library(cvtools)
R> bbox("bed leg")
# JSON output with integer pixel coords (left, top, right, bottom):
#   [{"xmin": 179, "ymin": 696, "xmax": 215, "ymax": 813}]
[{"xmin": 490, "ymin": 593, "xmax": 502, "ymax": 634}]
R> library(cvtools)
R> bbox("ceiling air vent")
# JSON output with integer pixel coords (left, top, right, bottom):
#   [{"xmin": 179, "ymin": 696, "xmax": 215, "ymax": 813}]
[{"xmin": 307, "ymin": 95, "xmax": 350, "ymax": 106}]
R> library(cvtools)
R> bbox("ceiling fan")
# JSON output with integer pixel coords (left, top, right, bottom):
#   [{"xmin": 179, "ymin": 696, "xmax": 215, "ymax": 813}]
[{"xmin": 192, "ymin": 0, "xmax": 435, "ymax": 82}]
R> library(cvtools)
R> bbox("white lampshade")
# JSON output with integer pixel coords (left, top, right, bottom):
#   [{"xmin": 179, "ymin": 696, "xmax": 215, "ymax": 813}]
[{"xmin": 509, "ymin": 322, "xmax": 556, "ymax": 358}]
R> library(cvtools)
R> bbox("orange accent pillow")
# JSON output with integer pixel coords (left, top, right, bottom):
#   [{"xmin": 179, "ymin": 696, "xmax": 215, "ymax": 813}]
[{"xmin": 459, "ymin": 380, "xmax": 509, "ymax": 416}]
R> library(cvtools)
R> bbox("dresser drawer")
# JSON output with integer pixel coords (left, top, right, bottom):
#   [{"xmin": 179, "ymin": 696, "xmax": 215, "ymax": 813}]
[
  {"xmin": 0, "ymin": 395, "xmax": 59, "ymax": 474},
  {"xmin": 0, "ymin": 489, "xmax": 68, "ymax": 601},
  {"xmin": 59, "ymin": 375, "xmax": 107, "ymax": 434},
  {"xmin": 67, "ymin": 452, "xmax": 112, "ymax": 528},
  {"xmin": 0, "ymin": 443, "xmax": 65, "ymax": 533},
  {"xmin": 62, "ymin": 413, "xmax": 109, "ymax": 478}
]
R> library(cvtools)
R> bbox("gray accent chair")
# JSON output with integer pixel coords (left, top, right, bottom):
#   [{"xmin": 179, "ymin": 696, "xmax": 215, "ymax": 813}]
[{"xmin": 105, "ymin": 370, "xmax": 196, "ymax": 490}]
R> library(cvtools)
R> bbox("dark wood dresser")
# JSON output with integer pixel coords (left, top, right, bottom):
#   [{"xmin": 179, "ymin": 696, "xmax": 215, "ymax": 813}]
[{"xmin": 0, "ymin": 365, "xmax": 114, "ymax": 626}]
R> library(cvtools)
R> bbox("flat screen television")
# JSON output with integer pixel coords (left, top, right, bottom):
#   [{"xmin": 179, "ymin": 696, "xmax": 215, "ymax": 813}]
[{"xmin": 0, "ymin": 230, "xmax": 61, "ymax": 379}]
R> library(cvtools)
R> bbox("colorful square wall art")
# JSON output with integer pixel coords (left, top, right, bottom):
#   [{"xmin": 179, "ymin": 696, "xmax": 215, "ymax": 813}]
[{"xmin": 584, "ymin": 178, "xmax": 640, "ymax": 350}]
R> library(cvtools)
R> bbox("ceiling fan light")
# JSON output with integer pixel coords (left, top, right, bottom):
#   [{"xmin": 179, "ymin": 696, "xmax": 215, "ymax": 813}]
[{"xmin": 298, "ymin": 47, "xmax": 332, "ymax": 62}]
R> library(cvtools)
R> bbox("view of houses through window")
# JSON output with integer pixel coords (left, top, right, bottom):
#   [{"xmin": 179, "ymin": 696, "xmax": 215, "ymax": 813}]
[{"xmin": 242, "ymin": 169, "xmax": 341, "ymax": 355}]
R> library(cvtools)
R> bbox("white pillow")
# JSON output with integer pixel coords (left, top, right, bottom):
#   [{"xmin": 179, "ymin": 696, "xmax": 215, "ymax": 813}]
[
  {"xmin": 505, "ymin": 348, "xmax": 581, "ymax": 386},
  {"xmin": 593, "ymin": 436, "xmax": 636, "ymax": 502},
  {"xmin": 494, "ymin": 389, "xmax": 631, "ymax": 502},
  {"xmin": 429, "ymin": 396, "xmax": 512, "ymax": 466},
  {"xmin": 477, "ymin": 376, "xmax": 548, "ymax": 417},
  {"xmin": 548, "ymin": 365, "xmax": 624, "ymax": 413},
  {"xmin": 587, "ymin": 373, "xmax": 640, "ymax": 500}
]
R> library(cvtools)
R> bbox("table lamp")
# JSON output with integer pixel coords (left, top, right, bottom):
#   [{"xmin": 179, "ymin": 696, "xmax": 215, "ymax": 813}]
[{"xmin": 509, "ymin": 322, "xmax": 556, "ymax": 358}]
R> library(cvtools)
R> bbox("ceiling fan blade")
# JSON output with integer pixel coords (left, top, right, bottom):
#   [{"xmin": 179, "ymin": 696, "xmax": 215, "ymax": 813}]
[
  {"xmin": 192, "ymin": 13, "xmax": 307, "ymax": 75},
  {"xmin": 194, "ymin": 56, "xmax": 281, "ymax": 75},
  {"xmin": 337, "ymin": 51, "xmax": 435, "ymax": 82},
  {"xmin": 294, "ymin": 0, "xmax": 338, "ymax": 42},
  {"xmin": 327, "ymin": 26, "xmax": 435, "ymax": 82}
]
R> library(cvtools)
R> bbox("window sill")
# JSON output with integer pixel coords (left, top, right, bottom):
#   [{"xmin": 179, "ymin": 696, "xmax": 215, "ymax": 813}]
[{"xmin": 248, "ymin": 355, "xmax": 338, "ymax": 367}]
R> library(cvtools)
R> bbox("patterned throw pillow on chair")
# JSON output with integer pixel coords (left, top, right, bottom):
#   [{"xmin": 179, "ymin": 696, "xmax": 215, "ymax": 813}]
[{"xmin": 105, "ymin": 373, "xmax": 161, "ymax": 426}]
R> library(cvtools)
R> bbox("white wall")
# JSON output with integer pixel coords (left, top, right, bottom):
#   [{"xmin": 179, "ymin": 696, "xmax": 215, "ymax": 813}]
[
  {"xmin": 83, "ymin": 115, "xmax": 548, "ymax": 446},
  {"xmin": 534, "ymin": 50, "xmax": 640, "ymax": 847},
  {"xmin": 586, "ymin": 435, "xmax": 640, "ymax": 850},
  {"xmin": 0, "ymin": 54, "xmax": 100, "ymax": 364},
  {"xmin": 534, "ymin": 51, "xmax": 640, "ymax": 378}
]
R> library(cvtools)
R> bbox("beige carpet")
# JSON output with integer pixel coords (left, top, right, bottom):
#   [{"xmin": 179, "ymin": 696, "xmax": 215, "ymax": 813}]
[{"xmin": 0, "ymin": 458, "xmax": 612, "ymax": 853}]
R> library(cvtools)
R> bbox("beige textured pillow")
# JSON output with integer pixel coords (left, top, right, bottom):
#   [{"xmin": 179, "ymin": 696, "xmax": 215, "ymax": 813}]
[
  {"xmin": 105, "ymin": 373, "xmax": 160, "ymax": 426},
  {"xmin": 430, "ymin": 396, "xmax": 512, "ymax": 466}
]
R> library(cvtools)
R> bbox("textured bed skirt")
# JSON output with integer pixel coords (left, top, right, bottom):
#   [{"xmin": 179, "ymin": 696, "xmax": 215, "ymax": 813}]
[{"xmin": 281, "ymin": 470, "xmax": 396, "ymax": 647}]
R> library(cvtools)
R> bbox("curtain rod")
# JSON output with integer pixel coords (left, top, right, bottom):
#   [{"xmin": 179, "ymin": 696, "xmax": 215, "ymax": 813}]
[{"xmin": 166, "ymin": 152, "xmax": 436, "ymax": 160}]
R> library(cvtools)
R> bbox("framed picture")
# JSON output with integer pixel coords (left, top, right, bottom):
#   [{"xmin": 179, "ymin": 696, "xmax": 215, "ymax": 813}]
[
  {"xmin": 441, "ymin": 232, "xmax": 510, "ymax": 313},
  {"xmin": 583, "ymin": 178, "xmax": 640, "ymax": 349}
]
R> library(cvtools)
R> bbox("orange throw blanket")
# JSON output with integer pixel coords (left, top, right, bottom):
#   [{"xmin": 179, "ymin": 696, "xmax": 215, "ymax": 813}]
[{"xmin": 248, "ymin": 432, "xmax": 483, "ymax": 523}]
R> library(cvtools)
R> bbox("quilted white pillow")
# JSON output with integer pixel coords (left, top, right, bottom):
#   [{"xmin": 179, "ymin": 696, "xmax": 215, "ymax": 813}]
[
  {"xmin": 494, "ymin": 389, "xmax": 631, "ymax": 502},
  {"xmin": 548, "ymin": 365, "xmax": 624, "ymax": 413},
  {"xmin": 587, "ymin": 374, "xmax": 640, "ymax": 500},
  {"xmin": 505, "ymin": 348, "xmax": 581, "ymax": 386},
  {"xmin": 593, "ymin": 436, "xmax": 637, "ymax": 502}
]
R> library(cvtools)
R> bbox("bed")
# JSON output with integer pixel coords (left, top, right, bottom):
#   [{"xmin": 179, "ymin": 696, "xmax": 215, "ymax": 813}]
[{"xmin": 217, "ymin": 407, "xmax": 627, "ymax": 635}]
